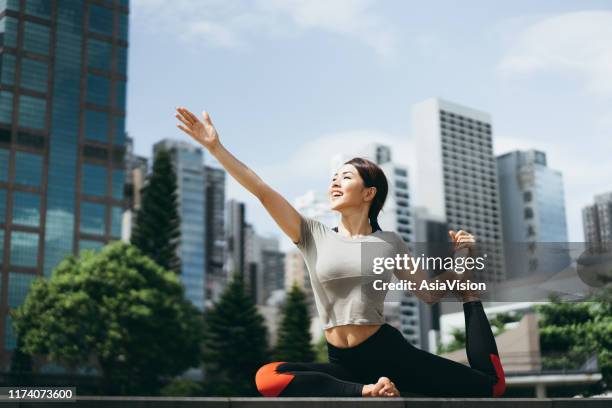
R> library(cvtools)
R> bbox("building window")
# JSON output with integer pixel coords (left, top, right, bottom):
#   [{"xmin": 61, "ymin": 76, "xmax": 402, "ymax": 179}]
[
  {"xmin": 10, "ymin": 231, "xmax": 39, "ymax": 267},
  {"xmin": 524, "ymin": 207, "xmax": 534, "ymax": 220},
  {"xmin": 0, "ymin": 148, "xmax": 9, "ymax": 182},
  {"xmin": 8, "ymin": 271, "xmax": 37, "ymax": 308},
  {"xmin": 0, "ymin": 16, "xmax": 19, "ymax": 48},
  {"xmin": 21, "ymin": 58, "xmax": 48, "ymax": 92},
  {"xmin": 523, "ymin": 191, "xmax": 532, "ymax": 202},
  {"xmin": 118, "ymin": 12, "xmax": 128, "ymax": 40},
  {"xmin": 113, "ymin": 115, "xmax": 125, "ymax": 144},
  {"xmin": 110, "ymin": 206, "xmax": 122, "ymax": 237},
  {"xmin": 395, "ymin": 181, "xmax": 408, "ymax": 190},
  {"xmin": 87, "ymin": 38, "xmax": 113, "ymax": 72},
  {"xmin": 82, "ymin": 163, "xmax": 107, "ymax": 197},
  {"xmin": 18, "ymin": 95, "xmax": 47, "ymax": 129},
  {"xmin": 0, "ymin": 90, "xmax": 14, "ymax": 124},
  {"xmin": 80, "ymin": 201, "xmax": 105, "ymax": 235},
  {"xmin": 25, "ymin": 0, "xmax": 53, "ymax": 19},
  {"xmin": 23, "ymin": 21, "xmax": 50, "ymax": 55},
  {"xmin": 116, "ymin": 45, "xmax": 128, "ymax": 74},
  {"xmin": 88, "ymin": 4, "xmax": 114, "ymax": 36},
  {"xmin": 0, "ymin": 188, "xmax": 6, "ymax": 221},
  {"xmin": 86, "ymin": 74, "xmax": 110, "ymax": 106},
  {"xmin": 114, "ymin": 80, "xmax": 126, "ymax": 109},
  {"xmin": 394, "ymin": 168, "xmax": 407, "ymax": 177},
  {"xmin": 14, "ymin": 151, "xmax": 43, "ymax": 186},
  {"xmin": 111, "ymin": 169, "xmax": 124, "ymax": 200},
  {"xmin": 84, "ymin": 109, "xmax": 109, "ymax": 142},
  {"xmin": 12, "ymin": 191, "xmax": 41, "ymax": 227},
  {"xmin": 0, "ymin": 53, "xmax": 16, "ymax": 86}
]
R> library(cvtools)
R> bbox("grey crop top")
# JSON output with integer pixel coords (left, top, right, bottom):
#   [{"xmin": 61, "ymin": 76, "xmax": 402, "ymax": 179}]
[{"xmin": 293, "ymin": 214, "xmax": 409, "ymax": 329}]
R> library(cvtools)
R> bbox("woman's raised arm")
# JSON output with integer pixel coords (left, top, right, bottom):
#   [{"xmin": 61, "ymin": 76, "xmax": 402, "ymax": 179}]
[{"xmin": 175, "ymin": 107, "xmax": 302, "ymax": 244}]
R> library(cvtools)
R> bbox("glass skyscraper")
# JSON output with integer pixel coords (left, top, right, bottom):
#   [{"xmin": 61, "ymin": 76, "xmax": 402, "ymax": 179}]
[
  {"xmin": 0, "ymin": 0, "xmax": 129, "ymax": 359},
  {"xmin": 153, "ymin": 139, "xmax": 206, "ymax": 311}
]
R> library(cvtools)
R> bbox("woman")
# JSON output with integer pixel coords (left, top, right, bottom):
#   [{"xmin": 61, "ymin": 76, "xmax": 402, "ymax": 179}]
[{"xmin": 175, "ymin": 107, "xmax": 506, "ymax": 398}]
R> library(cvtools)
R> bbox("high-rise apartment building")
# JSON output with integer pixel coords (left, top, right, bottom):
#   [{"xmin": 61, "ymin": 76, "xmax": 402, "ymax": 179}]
[
  {"xmin": 412, "ymin": 98, "xmax": 506, "ymax": 283},
  {"xmin": 0, "ymin": 0, "xmax": 129, "ymax": 358}
]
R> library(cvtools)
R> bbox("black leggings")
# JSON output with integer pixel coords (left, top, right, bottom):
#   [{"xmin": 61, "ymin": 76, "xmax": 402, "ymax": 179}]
[{"xmin": 255, "ymin": 301, "xmax": 506, "ymax": 397}]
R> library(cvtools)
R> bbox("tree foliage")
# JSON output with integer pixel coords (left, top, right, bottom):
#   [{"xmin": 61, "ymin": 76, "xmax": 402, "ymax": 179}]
[
  {"xmin": 11, "ymin": 242, "xmax": 203, "ymax": 395},
  {"xmin": 274, "ymin": 284, "xmax": 315, "ymax": 362},
  {"xmin": 131, "ymin": 148, "xmax": 181, "ymax": 273},
  {"xmin": 201, "ymin": 271, "xmax": 269, "ymax": 396}
]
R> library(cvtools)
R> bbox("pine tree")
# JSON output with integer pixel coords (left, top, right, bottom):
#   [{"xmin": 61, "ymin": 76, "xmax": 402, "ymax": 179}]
[
  {"xmin": 202, "ymin": 270, "xmax": 270, "ymax": 396},
  {"xmin": 274, "ymin": 283, "xmax": 315, "ymax": 362},
  {"xmin": 131, "ymin": 148, "xmax": 181, "ymax": 273}
]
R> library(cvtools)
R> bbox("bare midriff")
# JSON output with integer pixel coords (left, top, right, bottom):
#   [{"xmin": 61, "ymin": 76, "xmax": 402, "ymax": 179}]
[{"xmin": 324, "ymin": 323, "xmax": 383, "ymax": 349}]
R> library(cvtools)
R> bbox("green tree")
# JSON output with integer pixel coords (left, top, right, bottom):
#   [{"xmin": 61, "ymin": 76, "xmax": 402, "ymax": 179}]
[
  {"xmin": 11, "ymin": 242, "xmax": 203, "ymax": 395},
  {"xmin": 437, "ymin": 311, "xmax": 523, "ymax": 354},
  {"xmin": 202, "ymin": 271, "xmax": 269, "ymax": 396},
  {"xmin": 274, "ymin": 284, "xmax": 315, "ymax": 362},
  {"xmin": 536, "ymin": 287, "xmax": 612, "ymax": 396},
  {"xmin": 130, "ymin": 148, "xmax": 181, "ymax": 273}
]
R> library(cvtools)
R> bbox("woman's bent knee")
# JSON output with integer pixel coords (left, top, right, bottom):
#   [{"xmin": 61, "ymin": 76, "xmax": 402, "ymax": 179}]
[{"xmin": 255, "ymin": 361, "xmax": 295, "ymax": 397}]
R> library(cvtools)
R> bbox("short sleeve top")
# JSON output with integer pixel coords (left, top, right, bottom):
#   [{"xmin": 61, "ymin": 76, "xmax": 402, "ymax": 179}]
[{"xmin": 293, "ymin": 213, "xmax": 410, "ymax": 329}]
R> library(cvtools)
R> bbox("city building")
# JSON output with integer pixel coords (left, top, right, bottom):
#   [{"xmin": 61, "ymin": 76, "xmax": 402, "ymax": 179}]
[
  {"xmin": 582, "ymin": 191, "xmax": 612, "ymax": 246},
  {"xmin": 497, "ymin": 150, "xmax": 570, "ymax": 279},
  {"xmin": 412, "ymin": 97, "xmax": 506, "ymax": 285},
  {"xmin": 153, "ymin": 139, "xmax": 206, "ymax": 311},
  {"xmin": 121, "ymin": 135, "xmax": 147, "ymax": 242},
  {"xmin": 225, "ymin": 198, "xmax": 246, "ymax": 280},
  {"xmin": 204, "ymin": 165, "xmax": 226, "ymax": 307},
  {"xmin": 0, "ymin": 0, "xmax": 129, "ymax": 363}
]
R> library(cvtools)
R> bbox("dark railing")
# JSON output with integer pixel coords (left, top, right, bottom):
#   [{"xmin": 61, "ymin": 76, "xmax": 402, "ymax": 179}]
[{"xmin": 0, "ymin": 396, "xmax": 609, "ymax": 408}]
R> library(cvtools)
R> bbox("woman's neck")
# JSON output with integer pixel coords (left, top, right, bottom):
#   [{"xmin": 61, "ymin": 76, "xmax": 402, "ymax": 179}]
[{"xmin": 337, "ymin": 212, "xmax": 372, "ymax": 237}]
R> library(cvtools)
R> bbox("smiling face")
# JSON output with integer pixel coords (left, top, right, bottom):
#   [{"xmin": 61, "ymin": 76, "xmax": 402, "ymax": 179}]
[{"xmin": 328, "ymin": 164, "xmax": 376, "ymax": 212}]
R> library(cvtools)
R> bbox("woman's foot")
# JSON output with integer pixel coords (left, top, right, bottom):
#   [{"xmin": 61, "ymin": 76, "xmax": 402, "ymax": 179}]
[{"xmin": 362, "ymin": 376, "xmax": 400, "ymax": 397}]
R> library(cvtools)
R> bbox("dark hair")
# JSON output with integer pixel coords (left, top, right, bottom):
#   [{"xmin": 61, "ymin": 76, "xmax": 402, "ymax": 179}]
[{"xmin": 336, "ymin": 157, "xmax": 388, "ymax": 232}]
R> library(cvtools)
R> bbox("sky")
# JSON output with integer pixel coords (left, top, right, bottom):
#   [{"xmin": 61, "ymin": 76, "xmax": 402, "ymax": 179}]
[{"xmin": 126, "ymin": 0, "xmax": 612, "ymax": 251}]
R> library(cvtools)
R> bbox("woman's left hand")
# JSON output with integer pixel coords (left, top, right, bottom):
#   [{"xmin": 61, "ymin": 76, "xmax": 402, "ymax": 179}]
[{"xmin": 448, "ymin": 230, "xmax": 476, "ymax": 257}]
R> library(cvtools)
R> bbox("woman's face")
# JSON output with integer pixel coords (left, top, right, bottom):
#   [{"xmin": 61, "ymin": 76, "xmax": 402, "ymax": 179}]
[{"xmin": 328, "ymin": 164, "xmax": 375, "ymax": 211}]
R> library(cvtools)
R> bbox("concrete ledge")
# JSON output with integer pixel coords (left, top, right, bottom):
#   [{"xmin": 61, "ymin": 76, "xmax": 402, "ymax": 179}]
[{"xmin": 2, "ymin": 396, "xmax": 608, "ymax": 408}]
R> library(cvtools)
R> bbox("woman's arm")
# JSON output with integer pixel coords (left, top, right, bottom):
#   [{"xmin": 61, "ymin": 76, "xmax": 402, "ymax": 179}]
[{"xmin": 175, "ymin": 107, "xmax": 302, "ymax": 244}]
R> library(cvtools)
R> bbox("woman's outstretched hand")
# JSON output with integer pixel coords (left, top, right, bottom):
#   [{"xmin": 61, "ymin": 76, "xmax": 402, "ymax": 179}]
[{"xmin": 175, "ymin": 107, "xmax": 220, "ymax": 152}]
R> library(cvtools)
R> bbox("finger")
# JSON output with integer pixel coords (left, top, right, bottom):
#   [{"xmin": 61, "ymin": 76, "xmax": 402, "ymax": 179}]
[
  {"xmin": 178, "ymin": 107, "xmax": 197, "ymax": 124},
  {"xmin": 183, "ymin": 108, "xmax": 200, "ymax": 124},
  {"xmin": 177, "ymin": 124, "xmax": 193, "ymax": 137},
  {"xmin": 175, "ymin": 114, "xmax": 192, "ymax": 128},
  {"xmin": 176, "ymin": 107, "xmax": 195, "ymax": 124},
  {"xmin": 372, "ymin": 382, "xmax": 384, "ymax": 396},
  {"xmin": 448, "ymin": 230, "xmax": 456, "ymax": 240},
  {"xmin": 203, "ymin": 110, "xmax": 213, "ymax": 125}
]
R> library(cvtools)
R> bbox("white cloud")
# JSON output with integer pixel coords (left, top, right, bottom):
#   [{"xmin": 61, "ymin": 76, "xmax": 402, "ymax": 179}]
[
  {"xmin": 498, "ymin": 10, "xmax": 612, "ymax": 96},
  {"xmin": 133, "ymin": 0, "xmax": 396, "ymax": 57}
]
